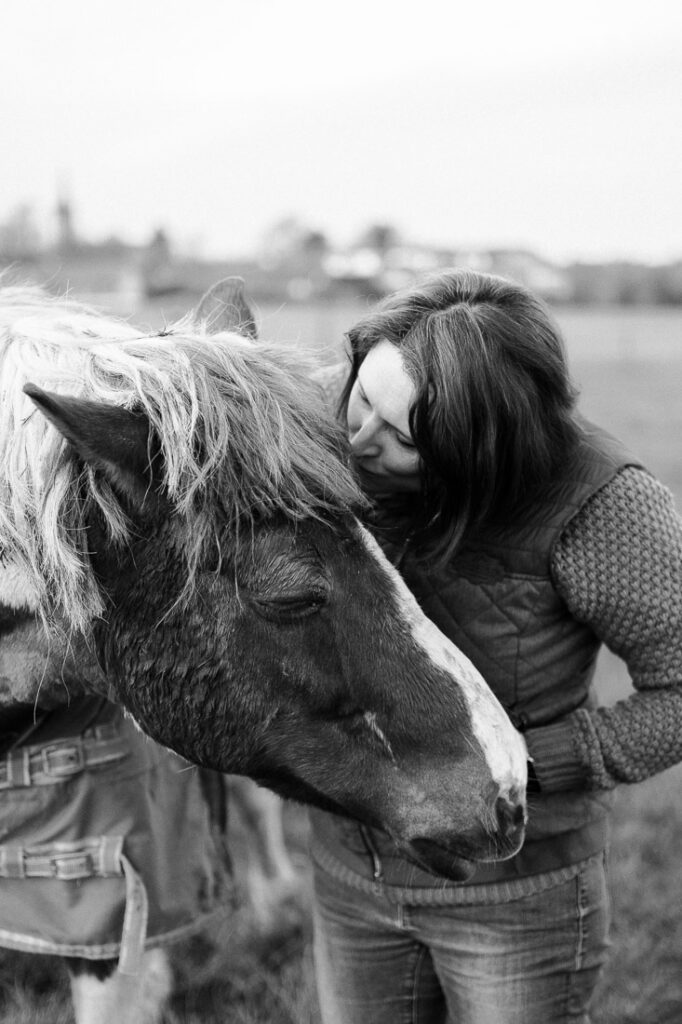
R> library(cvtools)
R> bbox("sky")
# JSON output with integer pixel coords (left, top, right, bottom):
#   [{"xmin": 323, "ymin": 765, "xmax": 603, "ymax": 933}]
[{"xmin": 2, "ymin": 0, "xmax": 681, "ymax": 264}]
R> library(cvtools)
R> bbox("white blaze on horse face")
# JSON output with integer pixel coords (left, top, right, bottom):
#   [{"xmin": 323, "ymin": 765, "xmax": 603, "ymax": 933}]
[{"xmin": 358, "ymin": 527, "xmax": 528, "ymax": 798}]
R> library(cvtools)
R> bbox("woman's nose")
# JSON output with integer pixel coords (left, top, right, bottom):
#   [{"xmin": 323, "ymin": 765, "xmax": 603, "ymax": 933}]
[{"xmin": 350, "ymin": 415, "xmax": 382, "ymax": 456}]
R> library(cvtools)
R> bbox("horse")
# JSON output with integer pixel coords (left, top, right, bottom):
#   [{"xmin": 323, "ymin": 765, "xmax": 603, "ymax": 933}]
[{"xmin": 0, "ymin": 279, "xmax": 528, "ymax": 1022}]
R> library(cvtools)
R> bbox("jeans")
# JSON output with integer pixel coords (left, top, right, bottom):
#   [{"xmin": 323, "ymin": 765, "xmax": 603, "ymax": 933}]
[{"xmin": 313, "ymin": 855, "xmax": 610, "ymax": 1024}]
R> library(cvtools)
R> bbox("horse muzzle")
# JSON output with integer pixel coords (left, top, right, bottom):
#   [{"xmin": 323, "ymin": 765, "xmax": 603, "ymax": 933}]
[{"xmin": 403, "ymin": 792, "xmax": 527, "ymax": 880}]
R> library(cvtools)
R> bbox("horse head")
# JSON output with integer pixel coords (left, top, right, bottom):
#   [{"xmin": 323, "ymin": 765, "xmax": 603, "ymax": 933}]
[{"xmin": 1, "ymin": 280, "xmax": 527, "ymax": 880}]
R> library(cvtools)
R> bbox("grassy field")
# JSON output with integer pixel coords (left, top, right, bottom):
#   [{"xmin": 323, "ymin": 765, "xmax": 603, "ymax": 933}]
[{"xmin": 1, "ymin": 299, "xmax": 681, "ymax": 1022}]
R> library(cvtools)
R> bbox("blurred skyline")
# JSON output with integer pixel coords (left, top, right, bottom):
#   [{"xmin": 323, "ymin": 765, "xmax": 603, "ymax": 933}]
[{"xmin": 3, "ymin": 0, "xmax": 681, "ymax": 264}]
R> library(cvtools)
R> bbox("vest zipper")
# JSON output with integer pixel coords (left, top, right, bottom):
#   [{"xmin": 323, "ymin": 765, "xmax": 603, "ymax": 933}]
[{"xmin": 359, "ymin": 825, "xmax": 384, "ymax": 882}]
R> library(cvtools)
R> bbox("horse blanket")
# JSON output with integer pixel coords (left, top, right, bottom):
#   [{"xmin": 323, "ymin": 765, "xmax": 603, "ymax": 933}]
[{"xmin": 0, "ymin": 697, "xmax": 229, "ymax": 968}]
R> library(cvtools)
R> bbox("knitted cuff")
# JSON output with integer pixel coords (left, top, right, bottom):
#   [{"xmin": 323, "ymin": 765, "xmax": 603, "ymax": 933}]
[{"xmin": 524, "ymin": 720, "xmax": 588, "ymax": 793}]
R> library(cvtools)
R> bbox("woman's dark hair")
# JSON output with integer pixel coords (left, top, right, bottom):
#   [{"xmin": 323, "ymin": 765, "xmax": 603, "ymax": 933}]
[{"xmin": 339, "ymin": 269, "xmax": 580, "ymax": 566}]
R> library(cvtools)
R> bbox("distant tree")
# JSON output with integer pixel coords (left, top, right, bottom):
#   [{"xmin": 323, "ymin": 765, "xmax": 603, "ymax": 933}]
[
  {"xmin": 258, "ymin": 218, "xmax": 331, "ymax": 298},
  {"xmin": 140, "ymin": 227, "xmax": 181, "ymax": 298},
  {"xmin": 651, "ymin": 262, "xmax": 682, "ymax": 305},
  {"xmin": 260, "ymin": 217, "xmax": 308, "ymax": 261},
  {"xmin": 357, "ymin": 223, "xmax": 401, "ymax": 255},
  {"xmin": 0, "ymin": 204, "xmax": 42, "ymax": 262},
  {"xmin": 301, "ymin": 230, "xmax": 329, "ymax": 256},
  {"xmin": 145, "ymin": 228, "xmax": 173, "ymax": 266}
]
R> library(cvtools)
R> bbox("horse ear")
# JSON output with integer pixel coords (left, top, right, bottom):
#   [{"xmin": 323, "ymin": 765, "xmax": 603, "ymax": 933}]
[
  {"xmin": 23, "ymin": 384, "xmax": 158, "ymax": 509},
  {"xmin": 190, "ymin": 276, "xmax": 258, "ymax": 339}
]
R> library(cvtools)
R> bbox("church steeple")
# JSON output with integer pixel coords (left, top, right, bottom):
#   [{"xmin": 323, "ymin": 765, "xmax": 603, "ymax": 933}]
[{"xmin": 56, "ymin": 184, "xmax": 76, "ymax": 252}]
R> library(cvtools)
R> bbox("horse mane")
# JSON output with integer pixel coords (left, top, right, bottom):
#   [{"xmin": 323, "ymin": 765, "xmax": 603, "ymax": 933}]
[{"xmin": 0, "ymin": 285, "xmax": 363, "ymax": 631}]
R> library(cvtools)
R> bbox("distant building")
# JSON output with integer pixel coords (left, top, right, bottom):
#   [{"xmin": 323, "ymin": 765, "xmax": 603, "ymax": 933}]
[
  {"xmin": 2, "ymin": 193, "xmax": 679, "ymax": 310},
  {"xmin": 484, "ymin": 250, "xmax": 572, "ymax": 303}
]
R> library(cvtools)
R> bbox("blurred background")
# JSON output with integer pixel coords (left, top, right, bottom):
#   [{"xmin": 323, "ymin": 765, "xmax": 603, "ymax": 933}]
[
  {"xmin": 2, "ymin": 0, "xmax": 681, "ymax": 313},
  {"xmin": 1, "ymin": 2, "xmax": 681, "ymax": 1022}
]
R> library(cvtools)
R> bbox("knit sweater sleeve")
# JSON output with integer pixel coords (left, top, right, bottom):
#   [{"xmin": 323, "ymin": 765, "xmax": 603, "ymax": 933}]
[{"xmin": 525, "ymin": 466, "xmax": 682, "ymax": 792}]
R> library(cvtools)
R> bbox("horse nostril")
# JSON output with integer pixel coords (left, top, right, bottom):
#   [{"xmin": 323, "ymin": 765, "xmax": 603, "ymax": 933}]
[{"xmin": 495, "ymin": 796, "xmax": 526, "ymax": 839}]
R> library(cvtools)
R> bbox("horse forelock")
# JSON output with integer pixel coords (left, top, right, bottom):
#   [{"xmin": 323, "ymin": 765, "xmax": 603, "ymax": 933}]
[{"xmin": 0, "ymin": 286, "xmax": 365, "ymax": 632}]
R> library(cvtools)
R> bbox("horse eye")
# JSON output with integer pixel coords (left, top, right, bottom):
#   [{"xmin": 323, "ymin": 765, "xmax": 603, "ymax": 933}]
[
  {"xmin": 333, "ymin": 702, "xmax": 365, "ymax": 719},
  {"xmin": 248, "ymin": 590, "xmax": 328, "ymax": 623},
  {"xmin": 326, "ymin": 704, "xmax": 369, "ymax": 731}
]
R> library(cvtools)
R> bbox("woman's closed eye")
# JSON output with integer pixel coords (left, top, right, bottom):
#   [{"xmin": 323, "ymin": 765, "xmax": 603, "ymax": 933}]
[
  {"xmin": 357, "ymin": 382, "xmax": 415, "ymax": 449},
  {"xmin": 357, "ymin": 384, "xmax": 370, "ymax": 406},
  {"xmin": 395, "ymin": 432, "xmax": 416, "ymax": 450}
]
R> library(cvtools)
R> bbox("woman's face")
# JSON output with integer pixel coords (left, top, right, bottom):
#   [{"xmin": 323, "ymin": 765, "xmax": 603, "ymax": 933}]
[{"xmin": 347, "ymin": 339, "xmax": 421, "ymax": 493}]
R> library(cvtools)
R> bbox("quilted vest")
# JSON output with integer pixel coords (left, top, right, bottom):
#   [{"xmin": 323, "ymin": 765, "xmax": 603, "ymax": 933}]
[{"xmin": 310, "ymin": 419, "xmax": 641, "ymax": 890}]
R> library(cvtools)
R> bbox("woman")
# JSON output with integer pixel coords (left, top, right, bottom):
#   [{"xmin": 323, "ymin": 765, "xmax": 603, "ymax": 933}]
[{"xmin": 309, "ymin": 269, "xmax": 682, "ymax": 1024}]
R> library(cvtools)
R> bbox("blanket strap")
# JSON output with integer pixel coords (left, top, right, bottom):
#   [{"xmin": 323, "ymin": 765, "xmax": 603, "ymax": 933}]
[
  {"xmin": 0, "ymin": 726, "xmax": 128, "ymax": 789},
  {"xmin": 0, "ymin": 834, "xmax": 148, "ymax": 974}
]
